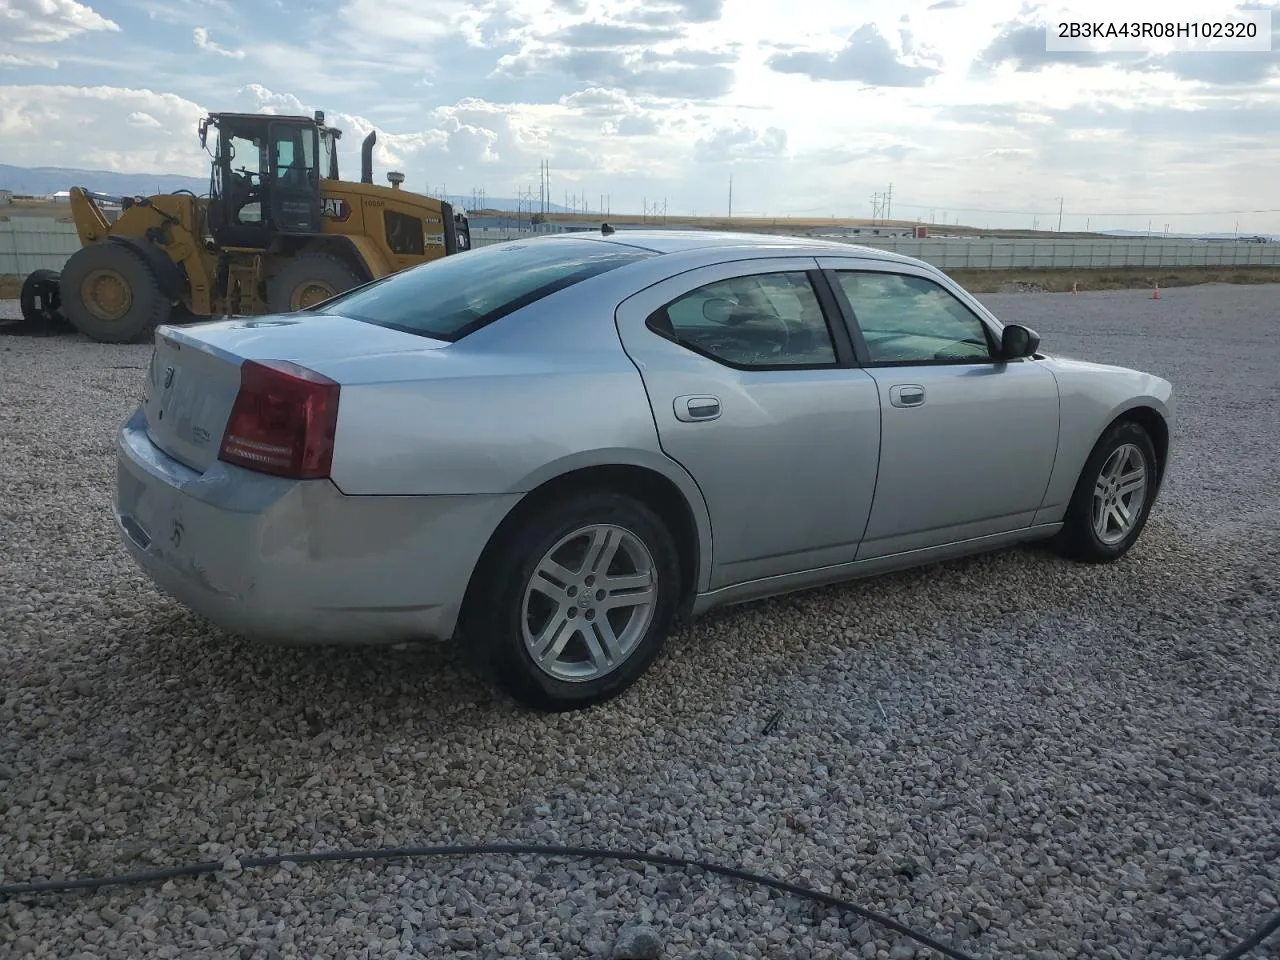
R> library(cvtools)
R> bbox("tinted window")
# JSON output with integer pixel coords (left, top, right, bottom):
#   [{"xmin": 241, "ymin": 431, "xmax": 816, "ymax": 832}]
[
  {"xmin": 385, "ymin": 210, "xmax": 425, "ymax": 256},
  {"xmin": 834, "ymin": 271, "xmax": 993, "ymax": 363},
  {"xmin": 653, "ymin": 271, "xmax": 838, "ymax": 368},
  {"xmin": 315, "ymin": 238, "xmax": 655, "ymax": 340}
]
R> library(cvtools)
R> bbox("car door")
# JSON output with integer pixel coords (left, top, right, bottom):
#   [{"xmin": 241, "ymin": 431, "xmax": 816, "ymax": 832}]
[
  {"xmin": 614, "ymin": 257, "xmax": 881, "ymax": 589},
  {"xmin": 816, "ymin": 257, "xmax": 1061, "ymax": 559}
]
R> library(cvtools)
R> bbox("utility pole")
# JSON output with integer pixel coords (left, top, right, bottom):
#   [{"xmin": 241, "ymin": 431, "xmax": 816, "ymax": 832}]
[
  {"xmin": 886, "ymin": 183, "xmax": 892, "ymax": 220},
  {"xmin": 728, "ymin": 175, "xmax": 733, "ymax": 218},
  {"xmin": 643, "ymin": 196, "xmax": 646, "ymax": 223},
  {"xmin": 1057, "ymin": 197, "xmax": 1064, "ymax": 232}
]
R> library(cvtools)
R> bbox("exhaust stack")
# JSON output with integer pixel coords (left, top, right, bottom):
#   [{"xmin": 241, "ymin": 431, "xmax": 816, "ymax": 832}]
[{"xmin": 360, "ymin": 131, "xmax": 376, "ymax": 184}]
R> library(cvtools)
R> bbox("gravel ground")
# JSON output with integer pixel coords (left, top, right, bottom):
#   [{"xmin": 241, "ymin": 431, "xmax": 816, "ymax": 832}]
[{"xmin": 1, "ymin": 284, "xmax": 1278, "ymax": 960}]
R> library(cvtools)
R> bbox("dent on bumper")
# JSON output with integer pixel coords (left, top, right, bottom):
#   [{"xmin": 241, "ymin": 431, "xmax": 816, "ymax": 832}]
[{"xmin": 115, "ymin": 410, "xmax": 521, "ymax": 645}]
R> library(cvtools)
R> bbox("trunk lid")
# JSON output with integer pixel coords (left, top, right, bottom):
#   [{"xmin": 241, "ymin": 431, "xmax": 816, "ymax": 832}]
[{"xmin": 142, "ymin": 313, "xmax": 445, "ymax": 473}]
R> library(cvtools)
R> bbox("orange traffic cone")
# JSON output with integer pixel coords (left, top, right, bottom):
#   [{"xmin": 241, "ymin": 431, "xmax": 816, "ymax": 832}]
[{"xmin": 1151, "ymin": 282, "xmax": 1160, "ymax": 300}]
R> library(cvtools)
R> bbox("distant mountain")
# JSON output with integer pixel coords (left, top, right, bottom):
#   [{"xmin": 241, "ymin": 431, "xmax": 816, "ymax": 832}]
[
  {"xmin": 1099, "ymin": 228, "xmax": 1277, "ymax": 241},
  {"xmin": 0, "ymin": 163, "xmax": 574, "ymax": 213},
  {"xmin": 0, "ymin": 163, "xmax": 208, "ymax": 197},
  {"xmin": 443, "ymin": 198, "xmax": 573, "ymax": 214}
]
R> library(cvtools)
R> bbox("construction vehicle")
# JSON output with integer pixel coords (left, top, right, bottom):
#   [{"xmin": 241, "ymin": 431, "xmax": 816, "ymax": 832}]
[{"xmin": 19, "ymin": 109, "xmax": 471, "ymax": 343}]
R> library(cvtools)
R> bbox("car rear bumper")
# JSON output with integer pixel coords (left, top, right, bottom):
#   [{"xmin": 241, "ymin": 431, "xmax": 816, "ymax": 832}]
[{"xmin": 114, "ymin": 409, "xmax": 520, "ymax": 645}]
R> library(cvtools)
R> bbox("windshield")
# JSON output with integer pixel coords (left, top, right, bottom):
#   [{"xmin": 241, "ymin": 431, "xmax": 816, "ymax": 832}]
[{"xmin": 314, "ymin": 237, "xmax": 656, "ymax": 340}]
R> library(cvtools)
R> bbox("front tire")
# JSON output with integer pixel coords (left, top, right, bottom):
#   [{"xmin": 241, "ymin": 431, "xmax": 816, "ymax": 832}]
[
  {"xmin": 60, "ymin": 243, "xmax": 172, "ymax": 344},
  {"xmin": 1055, "ymin": 418, "xmax": 1159, "ymax": 563},
  {"xmin": 465, "ymin": 492, "xmax": 682, "ymax": 712}
]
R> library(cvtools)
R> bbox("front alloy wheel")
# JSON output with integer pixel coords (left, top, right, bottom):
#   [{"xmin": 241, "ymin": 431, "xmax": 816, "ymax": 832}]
[
  {"xmin": 1091, "ymin": 443, "xmax": 1148, "ymax": 545},
  {"xmin": 1056, "ymin": 418, "xmax": 1160, "ymax": 563}
]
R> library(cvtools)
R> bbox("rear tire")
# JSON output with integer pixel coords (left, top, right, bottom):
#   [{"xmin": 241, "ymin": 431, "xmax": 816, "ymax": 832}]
[
  {"xmin": 265, "ymin": 253, "xmax": 363, "ymax": 313},
  {"xmin": 60, "ymin": 243, "xmax": 172, "ymax": 344},
  {"xmin": 20, "ymin": 269, "xmax": 67, "ymax": 327},
  {"xmin": 1054, "ymin": 418, "xmax": 1159, "ymax": 563},
  {"xmin": 463, "ymin": 492, "xmax": 682, "ymax": 712}
]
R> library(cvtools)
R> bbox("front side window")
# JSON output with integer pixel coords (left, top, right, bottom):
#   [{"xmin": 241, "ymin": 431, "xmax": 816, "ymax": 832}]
[
  {"xmin": 315, "ymin": 238, "xmax": 656, "ymax": 340},
  {"xmin": 833, "ymin": 271, "xmax": 994, "ymax": 364},
  {"xmin": 650, "ymin": 271, "xmax": 838, "ymax": 368}
]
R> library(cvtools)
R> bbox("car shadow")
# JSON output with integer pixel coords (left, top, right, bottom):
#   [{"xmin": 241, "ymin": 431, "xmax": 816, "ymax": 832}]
[{"xmin": 122, "ymin": 513, "xmax": 1185, "ymax": 743}]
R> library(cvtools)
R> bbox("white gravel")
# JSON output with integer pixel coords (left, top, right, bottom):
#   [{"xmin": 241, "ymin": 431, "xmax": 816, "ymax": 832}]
[{"xmin": 2, "ymin": 284, "xmax": 1278, "ymax": 960}]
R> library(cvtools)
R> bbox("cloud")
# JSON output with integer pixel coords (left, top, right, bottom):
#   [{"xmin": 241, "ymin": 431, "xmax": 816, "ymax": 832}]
[
  {"xmin": 0, "ymin": 0, "xmax": 119, "ymax": 43},
  {"xmin": 192, "ymin": 26, "xmax": 245, "ymax": 60},
  {"xmin": 549, "ymin": 21, "xmax": 684, "ymax": 46},
  {"xmin": 496, "ymin": 45, "xmax": 735, "ymax": 100},
  {"xmin": 235, "ymin": 83, "xmax": 307, "ymax": 115},
  {"xmin": 693, "ymin": 122, "xmax": 788, "ymax": 163},
  {"xmin": 126, "ymin": 111, "xmax": 164, "ymax": 128},
  {"xmin": 801, "ymin": 141, "xmax": 919, "ymax": 166},
  {"xmin": 0, "ymin": 85, "xmax": 208, "ymax": 174},
  {"xmin": 0, "ymin": 50, "xmax": 58, "ymax": 68},
  {"xmin": 927, "ymin": 0, "xmax": 964, "ymax": 7},
  {"xmin": 612, "ymin": 113, "xmax": 660, "ymax": 136},
  {"xmin": 971, "ymin": 19, "xmax": 1149, "ymax": 74},
  {"xmin": 766, "ymin": 23, "xmax": 943, "ymax": 86},
  {"xmin": 972, "ymin": 11, "xmax": 1280, "ymax": 84},
  {"xmin": 627, "ymin": 0, "xmax": 723, "ymax": 25}
]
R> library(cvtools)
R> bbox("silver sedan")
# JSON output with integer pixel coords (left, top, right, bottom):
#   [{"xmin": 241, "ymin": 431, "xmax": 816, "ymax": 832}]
[{"xmin": 114, "ymin": 229, "xmax": 1174, "ymax": 710}]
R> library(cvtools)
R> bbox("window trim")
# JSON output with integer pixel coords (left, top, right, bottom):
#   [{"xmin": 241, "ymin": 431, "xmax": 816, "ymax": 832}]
[
  {"xmin": 644, "ymin": 268, "xmax": 856, "ymax": 372},
  {"xmin": 823, "ymin": 267, "xmax": 1008, "ymax": 369}
]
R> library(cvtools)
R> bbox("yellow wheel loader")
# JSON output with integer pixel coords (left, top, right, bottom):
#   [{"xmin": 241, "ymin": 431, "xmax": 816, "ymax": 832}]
[{"xmin": 22, "ymin": 110, "xmax": 470, "ymax": 344}]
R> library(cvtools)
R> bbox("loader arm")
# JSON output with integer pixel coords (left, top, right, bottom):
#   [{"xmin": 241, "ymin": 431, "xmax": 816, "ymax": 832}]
[{"xmin": 69, "ymin": 187, "xmax": 112, "ymax": 245}]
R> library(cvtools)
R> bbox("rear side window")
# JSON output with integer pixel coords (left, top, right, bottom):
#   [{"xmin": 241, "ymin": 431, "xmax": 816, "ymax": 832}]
[{"xmin": 313, "ymin": 238, "xmax": 656, "ymax": 340}]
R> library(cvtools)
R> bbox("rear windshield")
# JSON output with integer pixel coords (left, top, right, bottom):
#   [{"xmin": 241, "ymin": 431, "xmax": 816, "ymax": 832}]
[{"xmin": 313, "ymin": 237, "xmax": 657, "ymax": 340}]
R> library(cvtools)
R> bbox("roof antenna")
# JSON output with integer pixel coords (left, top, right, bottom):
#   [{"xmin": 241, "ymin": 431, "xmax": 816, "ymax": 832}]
[{"xmin": 601, "ymin": 222, "xmax": 615, "ymax": 235}]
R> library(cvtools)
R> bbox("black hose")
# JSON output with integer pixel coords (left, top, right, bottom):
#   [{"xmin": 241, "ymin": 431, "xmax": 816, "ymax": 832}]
[
  {"xmin": 1215, "ymin": 911, "xmax": 1280, "ymax": 960},
  {"xmin": 1, "ymin": 842, "xmax": 976, "ymax": 959},
  {"xmin": 1, "ymin": 842, "xmax": 1275, "ymax": 960}
]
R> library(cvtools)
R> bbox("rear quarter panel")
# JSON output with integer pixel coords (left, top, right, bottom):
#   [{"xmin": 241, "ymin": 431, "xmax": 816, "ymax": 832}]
[
  {"xmin": 310, "ymin": 273, "xmax": 711, "ymax": 514},
  {"xmin": 1035, "ymin": 357, "xmax": 1175, "ymax": 522}
]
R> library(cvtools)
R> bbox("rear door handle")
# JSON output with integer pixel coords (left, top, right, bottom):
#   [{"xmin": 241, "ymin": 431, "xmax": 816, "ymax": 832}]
[
  {"xmin": 889, "ymin": 384, "xmax": 925, "ymax": 408},
  {"xmin": 674, "ymin": 395, "xmax": 721, "ymax": 422}
]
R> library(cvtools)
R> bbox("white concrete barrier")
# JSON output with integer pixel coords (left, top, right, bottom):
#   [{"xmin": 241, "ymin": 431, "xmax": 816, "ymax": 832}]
[{"xmin": 6, "ymin": 217, "xmax": 1280, "ymax": 275}]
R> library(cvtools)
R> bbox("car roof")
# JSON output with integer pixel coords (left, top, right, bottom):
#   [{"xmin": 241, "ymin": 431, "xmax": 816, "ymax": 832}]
[{"xmin": 541, "ymin": 228, "xmax": 920, "ymax": 265}]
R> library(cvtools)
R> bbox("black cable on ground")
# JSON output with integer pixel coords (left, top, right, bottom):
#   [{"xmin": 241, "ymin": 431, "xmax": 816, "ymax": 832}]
[
  {"xmin": 1, "ymin": 843, "xmax": 1276, "ymax": 960},
  {"xmin": 1, "ymin": 842, "xmax": 977, "ymax": 959},
  {"xmin": 1215, "ymin": 911, "xmax": 1280, "ymax": 960}
]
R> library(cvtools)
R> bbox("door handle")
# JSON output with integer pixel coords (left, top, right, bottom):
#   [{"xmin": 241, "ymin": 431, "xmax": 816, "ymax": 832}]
[
  {"xmin": 674, "ymin": 395, "xmax": 721, "ymax": 422},
  {"xmin": 889, "ymin": 384, "xmax": 925, "ymax": 408}
]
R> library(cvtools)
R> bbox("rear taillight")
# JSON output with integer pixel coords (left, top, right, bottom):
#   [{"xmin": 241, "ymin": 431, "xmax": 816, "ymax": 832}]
[{"xmin": 218, "ymin": 359, "xmax": 340, "ymax": 479}]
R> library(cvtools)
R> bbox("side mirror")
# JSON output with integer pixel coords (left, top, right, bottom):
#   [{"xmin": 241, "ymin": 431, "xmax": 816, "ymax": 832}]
[{"xmin": 999, "ymin": 323, "xmax": 1041, "ymax": 360}]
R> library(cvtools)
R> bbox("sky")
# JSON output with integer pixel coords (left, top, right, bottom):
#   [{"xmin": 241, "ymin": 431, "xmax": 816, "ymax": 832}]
[{"xmin": 1, "ymin": 0, "xmax": 1279, "ymax": 232}]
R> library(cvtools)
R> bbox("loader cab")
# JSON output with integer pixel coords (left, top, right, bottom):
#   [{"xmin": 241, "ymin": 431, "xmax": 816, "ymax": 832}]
[{"xmin": 202, "ymin": 112, "xmax": 324, "ymax": 249}]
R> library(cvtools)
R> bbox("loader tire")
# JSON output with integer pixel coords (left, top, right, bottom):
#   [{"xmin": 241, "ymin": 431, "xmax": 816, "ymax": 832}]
[
  {"xmin": 20, "ymin": 269, "xmax": 68, "ymax": 327},
  {"xmin": 265, "ymin": 253, "xmax": 363, "ymax": 313},
  {"xmin": 60, "ymin": 243, "xmax": 172, "ymax": 344}
]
